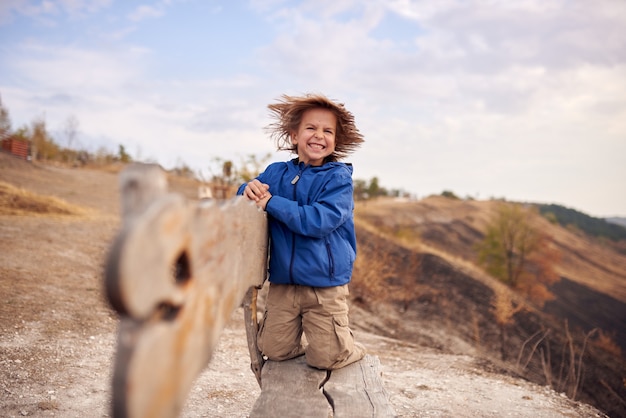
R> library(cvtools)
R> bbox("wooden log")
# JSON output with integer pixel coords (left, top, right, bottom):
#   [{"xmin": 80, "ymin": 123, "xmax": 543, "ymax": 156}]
[
  {"xmin": 250, "ymin": 355, "xmax": 396, "ymax": 418},
  {"xmin": 104, "ymin": 163, "xmax": 268, "ymax": 418},
  {"xmin": 249, "ymin": 355, "xmax": 330, "ymax": 418},
  {"xmin": 324, "ymin": 355, "xmax": 397, "ymax": 418},
  {"xmin": 243, "ymin": 286, "xmax": 265, "ymax": 387}
]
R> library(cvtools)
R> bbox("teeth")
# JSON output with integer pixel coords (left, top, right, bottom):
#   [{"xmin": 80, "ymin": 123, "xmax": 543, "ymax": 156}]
[{"xmin": 309, "ymin": 144, "xmax": 324, "ymax": 150}]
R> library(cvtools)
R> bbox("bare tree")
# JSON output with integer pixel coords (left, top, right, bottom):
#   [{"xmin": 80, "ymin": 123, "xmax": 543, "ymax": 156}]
[
  {"xmin": 64, "ymin": 115, "xmax": 79, "ymax": 150},
  {"xmin": 0, "ymin": 95, "xmax": 11, "ymax": 141}
]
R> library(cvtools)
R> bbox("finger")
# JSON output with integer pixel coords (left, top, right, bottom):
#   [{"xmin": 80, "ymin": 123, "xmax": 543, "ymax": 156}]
[
  {"xmin": 248, "ymin": 184, "xmax": 262, "ymax": 201},
  {"xmin": 252, "ymin": 179, "xmax": 263, "ymax": 191},
  {"xmin": 250, "ymin": 180, "xmax": 268, "ymax": 198},
  {"xmin": 244, "ymin": 185, "xmax": 258, "ymax": 201},
  {"xmin": 256, "ymin": 181, "xmax": 269, "ymax": 197}
]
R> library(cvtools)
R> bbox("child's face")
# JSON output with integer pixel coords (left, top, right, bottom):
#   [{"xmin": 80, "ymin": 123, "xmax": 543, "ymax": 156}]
[{"xmin": 291, "ymin": 108, "xmax": 337, "ymax": 166}]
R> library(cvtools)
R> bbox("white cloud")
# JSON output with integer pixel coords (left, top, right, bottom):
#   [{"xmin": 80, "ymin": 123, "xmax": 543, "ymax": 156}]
[
  {"xmin": 7, "ymin": 41, "xmax": 148, "ymax": 93},
  {"xmin": 57, "ymin": 0, "xmax": 112, "ymax": 16},
  {"xmin": 0, "ymin": 0, "xmax": 112, "ymax": 24},
  {"xmin": 256, "ymin": 3, "xmax": 390, "ymax": 93},
  {"xmin": 127, "ymin": 4, "xmax": 165, "ymax": 22}
]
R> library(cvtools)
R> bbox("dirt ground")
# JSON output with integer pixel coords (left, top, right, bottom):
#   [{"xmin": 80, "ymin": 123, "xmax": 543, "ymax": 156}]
[{"xmin": 0, "ymin": 154, "xmax": 607, "ymax": 417}]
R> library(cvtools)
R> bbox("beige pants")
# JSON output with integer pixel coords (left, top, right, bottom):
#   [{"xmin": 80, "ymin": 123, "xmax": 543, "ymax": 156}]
[{"xmin": 257, "ymin": 283, "xmax": 366, "ymax": 370}]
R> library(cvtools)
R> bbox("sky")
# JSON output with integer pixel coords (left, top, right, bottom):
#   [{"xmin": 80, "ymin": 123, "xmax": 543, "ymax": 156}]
[{"xmin": 0, "ymin": 0, "xmax": 625, "ymax": 218}]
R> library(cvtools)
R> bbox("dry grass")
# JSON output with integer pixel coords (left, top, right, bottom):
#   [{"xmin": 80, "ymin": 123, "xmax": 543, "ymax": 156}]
[
  {"xmin": 356, "ymin": 197, "xmax": 626, "ymax": 303},
  {"xmin": 354, "ymin": 208, "xmax": 506, "ymax": 291},
  {"xmin": 592, "ymin": 330, "xmax": 623, "ymax": 358},
  {"xmin": 0, "ymin": 180, "xmax": 90, "ymax": 216}
]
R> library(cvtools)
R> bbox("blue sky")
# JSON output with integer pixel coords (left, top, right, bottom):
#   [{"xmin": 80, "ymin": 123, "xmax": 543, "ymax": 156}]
[{"xmin": 1, "ymin": 0, "xmax": 625, "ymax": 217}]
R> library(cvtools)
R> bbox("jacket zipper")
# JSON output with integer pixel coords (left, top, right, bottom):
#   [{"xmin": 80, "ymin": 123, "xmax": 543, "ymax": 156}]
[
  {"xmin": 325, "ymin": 239, "xmax": 335, "ymax": 279},
  {"xmin": 289, "ymin": 165, "xmax": 304, "ymax": 284}
]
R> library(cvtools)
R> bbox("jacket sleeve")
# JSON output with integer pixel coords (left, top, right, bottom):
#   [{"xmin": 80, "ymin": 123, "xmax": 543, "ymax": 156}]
[
  {"xmin": 265, "ymin": 169, "xmax": 353, "ymax": 238},
  {"xmin": 236, "ymin": 167, "xmax": 272, "ymax": 195}
]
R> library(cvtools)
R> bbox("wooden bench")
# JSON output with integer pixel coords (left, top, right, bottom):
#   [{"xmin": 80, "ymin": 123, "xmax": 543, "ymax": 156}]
[
  {"xmin": 251, "ymin": 354, "xmax": 396, "ymax": 417},
  {"xmin": 104, "ymin": 163, "xmax": 396, "ymax": 418}
]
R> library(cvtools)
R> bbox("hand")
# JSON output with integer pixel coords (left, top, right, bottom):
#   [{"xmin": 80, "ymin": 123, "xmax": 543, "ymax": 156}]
[
  {"xmin": 244, "ymin": 179, "xmax": 270, "ymax": 202},
  {"xmin": 255, "ymin": 191, "xmax": 272, "ymax": 211}
]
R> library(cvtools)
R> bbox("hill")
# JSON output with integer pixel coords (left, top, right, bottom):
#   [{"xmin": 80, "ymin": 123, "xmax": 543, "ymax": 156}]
[
  {"xmin": 353, "ymin": 197, "xmax": 626, "ymax": 417},
  {"xmin": 537, "ymin": 203, "xmax": 626, "ymax": 243},
  {"xmin": 607, "ymin": 217, "xmax": 626, "ymax": 229},
  {"xmin": 0, "ymin": 152, "xmax": 615, "ymax": 417}
]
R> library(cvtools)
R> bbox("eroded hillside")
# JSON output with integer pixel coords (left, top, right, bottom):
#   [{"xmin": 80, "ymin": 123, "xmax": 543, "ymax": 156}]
[{"xmin": 352, "ymin": 197, "xmax": 626, "ymax": 417}]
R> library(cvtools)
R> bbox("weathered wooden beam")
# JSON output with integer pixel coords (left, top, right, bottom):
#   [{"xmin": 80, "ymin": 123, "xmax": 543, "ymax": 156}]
[
  {"xmin": 104, "ymin": 163, "xmax": 268, "ymax": 418},
  {"xmin": 324, "ymin": 355, "xmax": 397, "ymax": 417},
  {"xmin": 250, "ymin": 355, "xmax": 330, "ymax": 418},
  {"xmin": 243, "ymin": 285, "xmax": 265, "ymax": 387},
  {"xmin": 250, "ymin": 355, "xmax": 396, "ymax": 418}
]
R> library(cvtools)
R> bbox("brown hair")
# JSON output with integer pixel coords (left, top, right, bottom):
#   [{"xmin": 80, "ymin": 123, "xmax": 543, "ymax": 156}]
[{"xmin": 266, "ymin": 93, "xmax": 364, "ymax": 162}]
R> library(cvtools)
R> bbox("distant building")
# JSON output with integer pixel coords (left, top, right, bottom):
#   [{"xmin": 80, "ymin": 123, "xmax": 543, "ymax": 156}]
[{"xmin": 1, "ymin": 137, "xmax": 30, "ymax": 160}]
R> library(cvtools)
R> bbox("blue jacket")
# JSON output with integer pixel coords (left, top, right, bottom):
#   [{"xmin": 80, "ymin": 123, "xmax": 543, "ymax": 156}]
[{"xmin": 237, "ymin": 159, "xmax": 356, "ymax": 287}]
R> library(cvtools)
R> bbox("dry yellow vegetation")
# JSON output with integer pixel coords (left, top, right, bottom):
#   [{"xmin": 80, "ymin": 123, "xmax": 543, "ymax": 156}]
[{"xmin": 0, "ymin": 180, "xmax": 90, "ymax": 216}]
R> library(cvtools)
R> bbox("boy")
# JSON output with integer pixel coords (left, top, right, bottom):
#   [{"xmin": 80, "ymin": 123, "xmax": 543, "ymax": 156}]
[{"xmin": 238, "ymin": 93, "xmax": 366, "ymax": 370}]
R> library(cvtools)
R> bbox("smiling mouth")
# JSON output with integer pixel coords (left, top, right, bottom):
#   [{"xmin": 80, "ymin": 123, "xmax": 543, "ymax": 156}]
[{"xmin": 308, "ymin": 143, "xmax": 325, "ymax": 150}]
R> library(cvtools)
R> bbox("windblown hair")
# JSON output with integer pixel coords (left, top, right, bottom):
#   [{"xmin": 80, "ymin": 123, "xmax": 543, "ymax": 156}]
[{"xmin": 266, "ymin": 93, "xmax": 364, "ymax": 162}]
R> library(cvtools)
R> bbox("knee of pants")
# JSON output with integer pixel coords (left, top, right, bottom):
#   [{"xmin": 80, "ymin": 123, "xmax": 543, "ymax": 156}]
[
  {"xmin": 257, "ymin": 316, "xmax": 302, "ymax": 360},
  {"xmin": 305, "ymin": 314, "xmax": 354, "ymax": 369}
]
